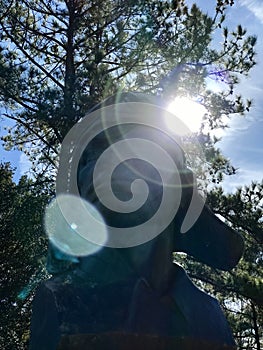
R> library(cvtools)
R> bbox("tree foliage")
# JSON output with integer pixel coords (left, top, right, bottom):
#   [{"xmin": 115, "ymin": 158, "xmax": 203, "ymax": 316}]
[
  {"xmin": 0, "ymin": 0, "xmax": 256, "ymax": 181},
  {"xmin": 0, "ymin": 163, "xmax": 50, "ymax": 349}
]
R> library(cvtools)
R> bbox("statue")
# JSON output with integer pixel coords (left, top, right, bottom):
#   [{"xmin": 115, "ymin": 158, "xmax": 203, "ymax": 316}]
[{"xmin": 30, "ymin": 92, "xmax": 244, "ymax": 349}]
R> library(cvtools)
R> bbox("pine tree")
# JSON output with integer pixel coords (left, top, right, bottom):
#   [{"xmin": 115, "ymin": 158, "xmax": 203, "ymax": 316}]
[
  {"xmin": 0, "ymin": 0, "xmax": 256, "ymax": 180},
  {"xmin": 0, "ymin": 163, "xmax": 51, "ymax": 349}
]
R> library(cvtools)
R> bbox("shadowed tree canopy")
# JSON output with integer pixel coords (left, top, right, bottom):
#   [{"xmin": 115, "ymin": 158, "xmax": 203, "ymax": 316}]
[{"xmin": 0, "ymin": 163, "xmax": 50, "ymax": 349}]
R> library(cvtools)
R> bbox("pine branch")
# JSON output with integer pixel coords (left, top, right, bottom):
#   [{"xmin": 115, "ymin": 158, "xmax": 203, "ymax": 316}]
[
  {"xmin": 1, "ymin": 24, "xmax": 64, "ymax": 90},
  {"xmin": 3, "ymin": 113, "xmax": 59, "ymax": 156}
]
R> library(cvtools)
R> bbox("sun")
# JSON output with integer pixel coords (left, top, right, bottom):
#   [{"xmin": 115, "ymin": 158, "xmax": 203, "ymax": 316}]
[{"xmin": 166, "ymin": 97, "xmax": 206, "ymax": 135}]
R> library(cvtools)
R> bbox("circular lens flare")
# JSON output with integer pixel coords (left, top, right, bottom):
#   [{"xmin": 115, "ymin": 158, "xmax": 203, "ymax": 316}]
[{"xmin": 44, "ymin": 194, "xmax": 108, "ymax": 257}]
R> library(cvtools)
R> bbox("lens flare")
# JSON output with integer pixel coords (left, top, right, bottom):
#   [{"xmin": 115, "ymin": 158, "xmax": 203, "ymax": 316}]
[
  {"xmin": 44, "ymin": 194, "xmax": 107, "ymax": 256},
  {"xmin": 56, "ymin": 100, "xmax": 206, "ymax": 248}
]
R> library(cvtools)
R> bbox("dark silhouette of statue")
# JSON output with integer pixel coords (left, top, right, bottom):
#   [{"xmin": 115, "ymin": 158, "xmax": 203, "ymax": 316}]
[{"xmin": 30, "ymin": 93, "xmax": 244, "ymax": 349}]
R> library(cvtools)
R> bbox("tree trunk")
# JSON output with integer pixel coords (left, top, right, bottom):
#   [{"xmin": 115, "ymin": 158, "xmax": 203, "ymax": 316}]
[{"xmin": 63, "ymin": 0, "xmax": 77, "ymax": 134}]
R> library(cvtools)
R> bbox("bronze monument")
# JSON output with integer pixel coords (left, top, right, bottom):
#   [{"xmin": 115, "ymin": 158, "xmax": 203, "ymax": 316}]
[{"xmin": 30, "ymin": 93, "xmax": 244, "ymax": 349}]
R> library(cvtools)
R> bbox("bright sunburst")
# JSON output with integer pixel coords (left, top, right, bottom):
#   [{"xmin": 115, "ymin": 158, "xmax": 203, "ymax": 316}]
[{"xmin": 166, "ymin": 97, "xmax": 206, "ymax": 134}]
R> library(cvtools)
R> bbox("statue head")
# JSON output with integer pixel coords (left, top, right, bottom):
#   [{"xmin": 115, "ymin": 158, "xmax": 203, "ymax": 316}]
[
  {"xmin": 75, "ymin": 91, "xmax": 244, "ymax": 271},
  {"xmin": 49, "ymin": 92, "xmax": 243, "ymax": 275}
]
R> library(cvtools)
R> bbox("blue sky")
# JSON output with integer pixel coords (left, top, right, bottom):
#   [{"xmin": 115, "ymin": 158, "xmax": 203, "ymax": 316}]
[
  {"xmin": 0, "ymin": 0, "xmax": 262, "ymax": 191},
  {"xmin": 211, "ymin": 0, "xmax": 263, "ymax": 192}
]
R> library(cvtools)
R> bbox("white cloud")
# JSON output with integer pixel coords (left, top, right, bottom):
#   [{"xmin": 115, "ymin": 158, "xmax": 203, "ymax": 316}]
[
  {"xmin": 221, "ymin": 168, "xmax": 262, "ymax": 193},
  {"xmin": 239, "ymin": 0, "xmax": 263, "ymax": 23}
]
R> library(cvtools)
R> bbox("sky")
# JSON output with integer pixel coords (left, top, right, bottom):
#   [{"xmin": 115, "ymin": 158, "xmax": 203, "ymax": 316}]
[
  {"xmin": 210, "ymin": 0, "xmax": 263, "ymax": 192},
  {"xmin": 0, "ymin": 0, "xmax": 262, "ymax": 192}
]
